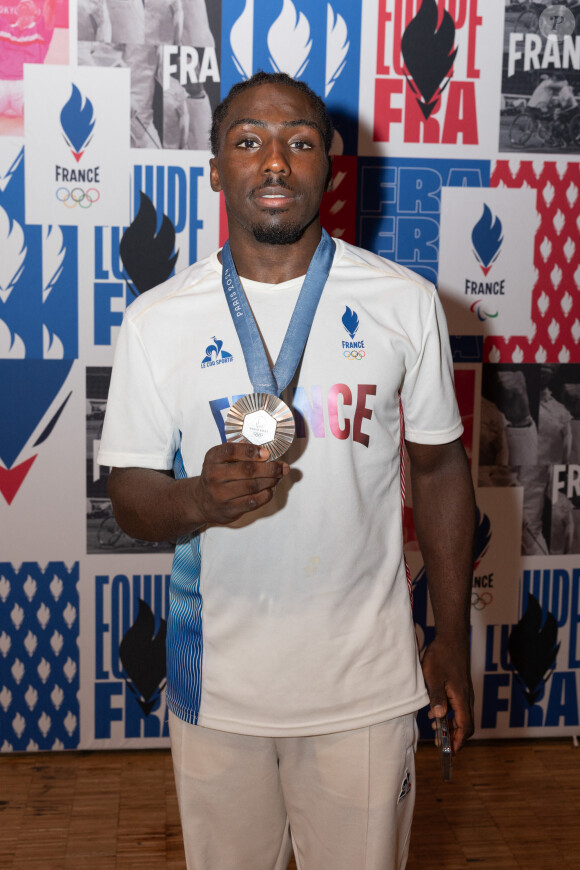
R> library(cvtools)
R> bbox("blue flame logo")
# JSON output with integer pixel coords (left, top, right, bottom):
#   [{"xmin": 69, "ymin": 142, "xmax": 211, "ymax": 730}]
[
  {"xmin": 342, "ymin": 306, "xmax": 359, "ymax": 339},
  {"xmin": 60, "ymin": 85, "xmax": 95, "ymax": 162},
  {"xmin": 471, "ymin": 205, "xmax": 503, "ymax": 276}
]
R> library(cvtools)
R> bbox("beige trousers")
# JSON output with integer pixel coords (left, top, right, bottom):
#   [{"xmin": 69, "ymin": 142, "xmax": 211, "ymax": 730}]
[{"xmin": 169, "ymin": 711, "xmax": 418, "ymax": 870}]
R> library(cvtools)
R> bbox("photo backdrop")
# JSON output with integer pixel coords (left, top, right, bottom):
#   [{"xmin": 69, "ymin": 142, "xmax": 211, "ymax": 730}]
[{"xmin": 1, "ymin": 0, "xmax": 580, "ymax": 751}]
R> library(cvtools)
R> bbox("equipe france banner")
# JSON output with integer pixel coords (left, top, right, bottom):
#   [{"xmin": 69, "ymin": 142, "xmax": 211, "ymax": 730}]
[{"xmin": 1, "ymin": 0, "xmax": 580, "ymax": 753}]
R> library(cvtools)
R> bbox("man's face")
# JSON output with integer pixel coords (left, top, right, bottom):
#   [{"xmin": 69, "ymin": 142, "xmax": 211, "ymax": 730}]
[{"xmin": 210, "ymin": 83, "xmax": 331, "ymax": 246}]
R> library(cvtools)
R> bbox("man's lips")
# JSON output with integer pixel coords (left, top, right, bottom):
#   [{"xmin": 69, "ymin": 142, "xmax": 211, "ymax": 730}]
[{"xmin": 251, "ymin": 185, "xmax": 296, "ymax": 207}]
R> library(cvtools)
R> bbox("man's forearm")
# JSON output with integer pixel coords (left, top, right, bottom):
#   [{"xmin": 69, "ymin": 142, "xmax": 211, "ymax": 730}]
[
  {"xmin": 108, "ymin": 467, "xmax": 206, "ymax": 542},
  {"xmin": 408, "ymin": 439, "xmax": 475, "ymax": 639}
]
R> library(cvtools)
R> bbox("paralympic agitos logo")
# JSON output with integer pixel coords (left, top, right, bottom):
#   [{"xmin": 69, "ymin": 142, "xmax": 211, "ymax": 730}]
[
  {"xmin": 374, "ymin": 0, "xmax": 483, "ymax": 145},
  {"xmin": 56, "ymin": 84, "xmax": 101, "ymax": 209}
]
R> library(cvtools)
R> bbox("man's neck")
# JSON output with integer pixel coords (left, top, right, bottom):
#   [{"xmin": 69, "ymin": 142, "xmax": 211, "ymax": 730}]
[{"xmin": 225, "ymin": 223, "xmax": 323, "ymax": 284}]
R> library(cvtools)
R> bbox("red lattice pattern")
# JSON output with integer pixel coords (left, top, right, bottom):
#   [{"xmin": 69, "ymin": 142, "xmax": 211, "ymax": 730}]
[{"xmin": 488, "ymin": 161, "xmax": 580, "ymax": 364}]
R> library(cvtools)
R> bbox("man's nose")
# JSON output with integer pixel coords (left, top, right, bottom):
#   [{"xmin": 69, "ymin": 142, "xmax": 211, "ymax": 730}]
[{"xmin": 261, "ymin": 139, "xmax": 290, "ymax": 174}]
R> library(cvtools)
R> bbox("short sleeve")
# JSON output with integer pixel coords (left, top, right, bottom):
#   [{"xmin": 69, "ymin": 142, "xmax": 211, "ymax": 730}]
[
  {"xmin": 97, "ymin": 315, "xmax": 179, "ymax": 469},
  {"xmin": 400, "ymin": 290, "xmax": 463, "ymax": 445}
]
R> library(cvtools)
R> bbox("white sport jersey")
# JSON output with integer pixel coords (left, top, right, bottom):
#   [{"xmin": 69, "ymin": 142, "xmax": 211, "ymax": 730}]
[{"xmin": 98, "ymin": 239, "xmax": 463, "ymax": 736}]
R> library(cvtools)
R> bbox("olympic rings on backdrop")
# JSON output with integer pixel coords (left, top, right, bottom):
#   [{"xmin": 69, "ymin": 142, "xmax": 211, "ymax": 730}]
[
  {"xmin": 56, "ymin": 187, "xmax": 100, "ymax": 209},
  {"xmin": 343, "ymin": 350, "xmax": 366, "ymax": 360},
  {"xmin": 471, "ymin": 591, "xmax": 493, "ymax": 610}
]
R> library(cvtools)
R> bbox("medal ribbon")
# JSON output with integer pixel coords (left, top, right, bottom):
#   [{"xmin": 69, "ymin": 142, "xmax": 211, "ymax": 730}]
[{"xmin": 221, "ymin": 229, "xmax": 335, "ymax": 396}]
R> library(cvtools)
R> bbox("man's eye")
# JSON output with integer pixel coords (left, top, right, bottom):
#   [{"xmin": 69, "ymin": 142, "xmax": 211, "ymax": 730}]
[
  {"xmin": 291, "ymin": 140, "xmax": 313, "ymax": 150},
  {"xmin": 237, "ymin": 139, "xmax": 259, "ymax": 149}
]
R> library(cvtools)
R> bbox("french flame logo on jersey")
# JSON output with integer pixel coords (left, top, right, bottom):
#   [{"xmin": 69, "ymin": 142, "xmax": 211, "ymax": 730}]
[
  {"xmin": 0, "ymin": 146, "xmax": 77, "ymax": 505},
  {"xmin": 60, "ymin": 85, "xmax": 95, "ymax": 163},
  {"xmin": 119, "ymin": 192, "xmax": 178, "ymax": 297},
  {"xmin": 401, "ymin": 0, "xmax": 458, "ymax": 120},
  {"xmin": 119, "ymin": 599, "xmax": 167, "ymax": 716},
  {"xmin": 472, "ymin": 205, "xmax": 503, "ymax": 277},
  {"xmin": 342, "ymin": 306, "xmax": 359, "ymax": 340},
  {"xmin": 508, "ymin": 594, "xmax": 560, "ymax": 706}
]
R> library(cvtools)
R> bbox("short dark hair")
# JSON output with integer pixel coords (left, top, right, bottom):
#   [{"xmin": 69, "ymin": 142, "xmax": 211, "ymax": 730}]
[{"xmin": 210, "ymin": 71, "xmax": 334, "ymax": 156}]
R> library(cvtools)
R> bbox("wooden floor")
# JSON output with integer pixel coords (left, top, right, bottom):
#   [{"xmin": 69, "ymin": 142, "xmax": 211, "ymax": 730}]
[{"xmin": 1, "ymin": 739, "xmax": 579, "ymax": 869}]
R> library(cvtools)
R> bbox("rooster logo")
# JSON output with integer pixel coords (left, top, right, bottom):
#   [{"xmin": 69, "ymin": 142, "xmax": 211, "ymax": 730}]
[{"xmin": 401, "ymin": 0, "xmax": 458, "ymax": 120}]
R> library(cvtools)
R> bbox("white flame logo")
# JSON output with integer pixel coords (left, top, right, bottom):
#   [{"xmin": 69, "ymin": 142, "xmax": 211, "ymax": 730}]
[
  {"xmin": 0, "ymin": 145, "xmax": 23, "ymax": 193},
  {"xmin": 326, "ymin": 4, "xmax": 349, "ymax": 96},
  {"xmin": 50, "ymin": 575, "xmax": 63, "ymax": 601},
  {"xmin": 535, "ymin": 345, "xmax": 547, "ymax": 363},
  {"xmin": 561, "ymin": 292, "xmax": 573, "ymax": 317},
  {"xmin": 51, "ymin": 684, "xmax": 64, "ymax": 710},
  {"xmin": 12, "ymin": 712, "xmax": 26, "ymax": 739},
  {"xmin": 0, "ymin": 207, "xmax": 27, "ymax": 304},
  {"xmin": 0, "ymin": 318, "xmax": 25, "ymax": 359},
  {"xmin": 43, "ymin": 324, "xmax": 65, "ymax": 360},
  {"xmin": 558, "ymin": 345, "xmax": 570, "ymax": 363},
  {"xmin": 553, "ymin": 210, "xmax": 565, "ymax": 235},
  {"xmin": 563, "ymin": 238, "xmax": 575, "ymax": 262},
  {"xmin": 539, "ymin": 236, "xmax": 552, "ymax": 262},
  {"xmin": 537, "ymin": 291, "xmax": 550, "ymax": 316},
  {"xmin": 542, "ymin": 181, "xmax": 555, "ymax": 206},
  {"xmin": 511, "ymin": 345, "xmax": 524, "ymax": 364},
  {"xmin": 572, "ymin": 320, "xmax": 580, "ymax": 343},
  {"xmin": 0, "ymin": 631, "xmax": 11, "ymax": 657},
  {"xmin": 24, "ymin": 630, "xmax": 38, "ymax": 657},
  {"xmin": 42, "ymin": 226, "xmax": 66, "ymax": 304},
  {"xmin": 63, "ymin": 657, "xmax": 77, "ymax": 683},
  {"xmin": 23, "ymin": 575, "xmax": 37, "ymax": 602},
  {"xmin": 548, "ymin": 318, "xmax": 560, "ymax": 343},
  {"xmin": 11, "ymin": 603, "xmax": 24, "ymax": 630},
  {"xmin": 0, "ymin": 576, "xmax": 10, "ymax": 602},
  {"xmin": 37, "ymin": 602, "xmax": 51, "ymax": 629},
  {"xmin": 64, "ymin": 710, "xmax": 77, "ymax": 737},
  {"xmin": 550, "ymin": 264, "xmax": 563, "ymax": 290},
  {"xmin": 38, "ymin": 711, "xmax": 52, "ymax": 738},
  {"xmin": 11, "ymin": 659, "xmax": 25, "ymax": 684},
  {"xmin": 488, "ymin": 345, "xmax": 501, "ymax": 364},
  {"xmin": 50, "ymin": 629, "xmax": 64, "ymax": 656},
  {"xmin": 25, "ymin": 684, "xmax": 38, "ymax": 711},
  {"xmin": 0, "ymin": 686, "xmax": 12, "ymax": 713},
  {"xmin": 37, "ymin": 657, "xmax": 51, "ymax": 683},
  {"xmin": 230, "ymin": 0, "xmax": 254, "ymax": 79},
  {"xmin": 567, "ymin": 182, "xmax": 578, "ymax": 207},
  {"xmin": 63, "ymin": 602, "xmax": 77, "ymax": 629},
  {"xmin": 268, "ymin": 0, "xmax": 312, "ymax": 78}
]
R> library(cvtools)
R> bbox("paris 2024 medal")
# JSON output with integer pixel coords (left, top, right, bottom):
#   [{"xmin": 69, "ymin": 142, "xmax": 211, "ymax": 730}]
[{"xmin": 225, "ymin": 393, "xmax": 295, "ymax": 459}]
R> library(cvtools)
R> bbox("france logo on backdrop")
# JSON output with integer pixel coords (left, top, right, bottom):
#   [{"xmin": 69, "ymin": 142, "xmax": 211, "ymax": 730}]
[
  {"xmin": 0, "ymin": 146, "xmax": 78, "ymax": 505},
  {"xmin": 221, "ymin": 0, "xmax": 361, "ymax": 154}
]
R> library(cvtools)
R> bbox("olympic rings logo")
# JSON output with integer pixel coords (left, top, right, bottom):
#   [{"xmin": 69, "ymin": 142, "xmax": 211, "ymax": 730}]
[
  {"xmin": 56, "ymin": 187, "xmax": 101, "ymax": 208},
  {"xmin": 343, "ymin": 350, "xmax": 366, "ymax": 360},
  {"xmin": 471, "ymin": 591, "xmax": 493, "ymax": 610}
]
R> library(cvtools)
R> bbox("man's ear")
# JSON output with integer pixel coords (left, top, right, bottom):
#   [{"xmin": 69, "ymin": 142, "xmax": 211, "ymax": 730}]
[{"xmin": 209, "ymin": 157, "xmax": 222, "ymax": 193}]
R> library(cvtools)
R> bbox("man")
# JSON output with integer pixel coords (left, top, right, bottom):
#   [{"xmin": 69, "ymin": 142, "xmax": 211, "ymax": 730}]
[{"xmin": 99, "ymin": 72, "xmax": 475, "ymax": 870}]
